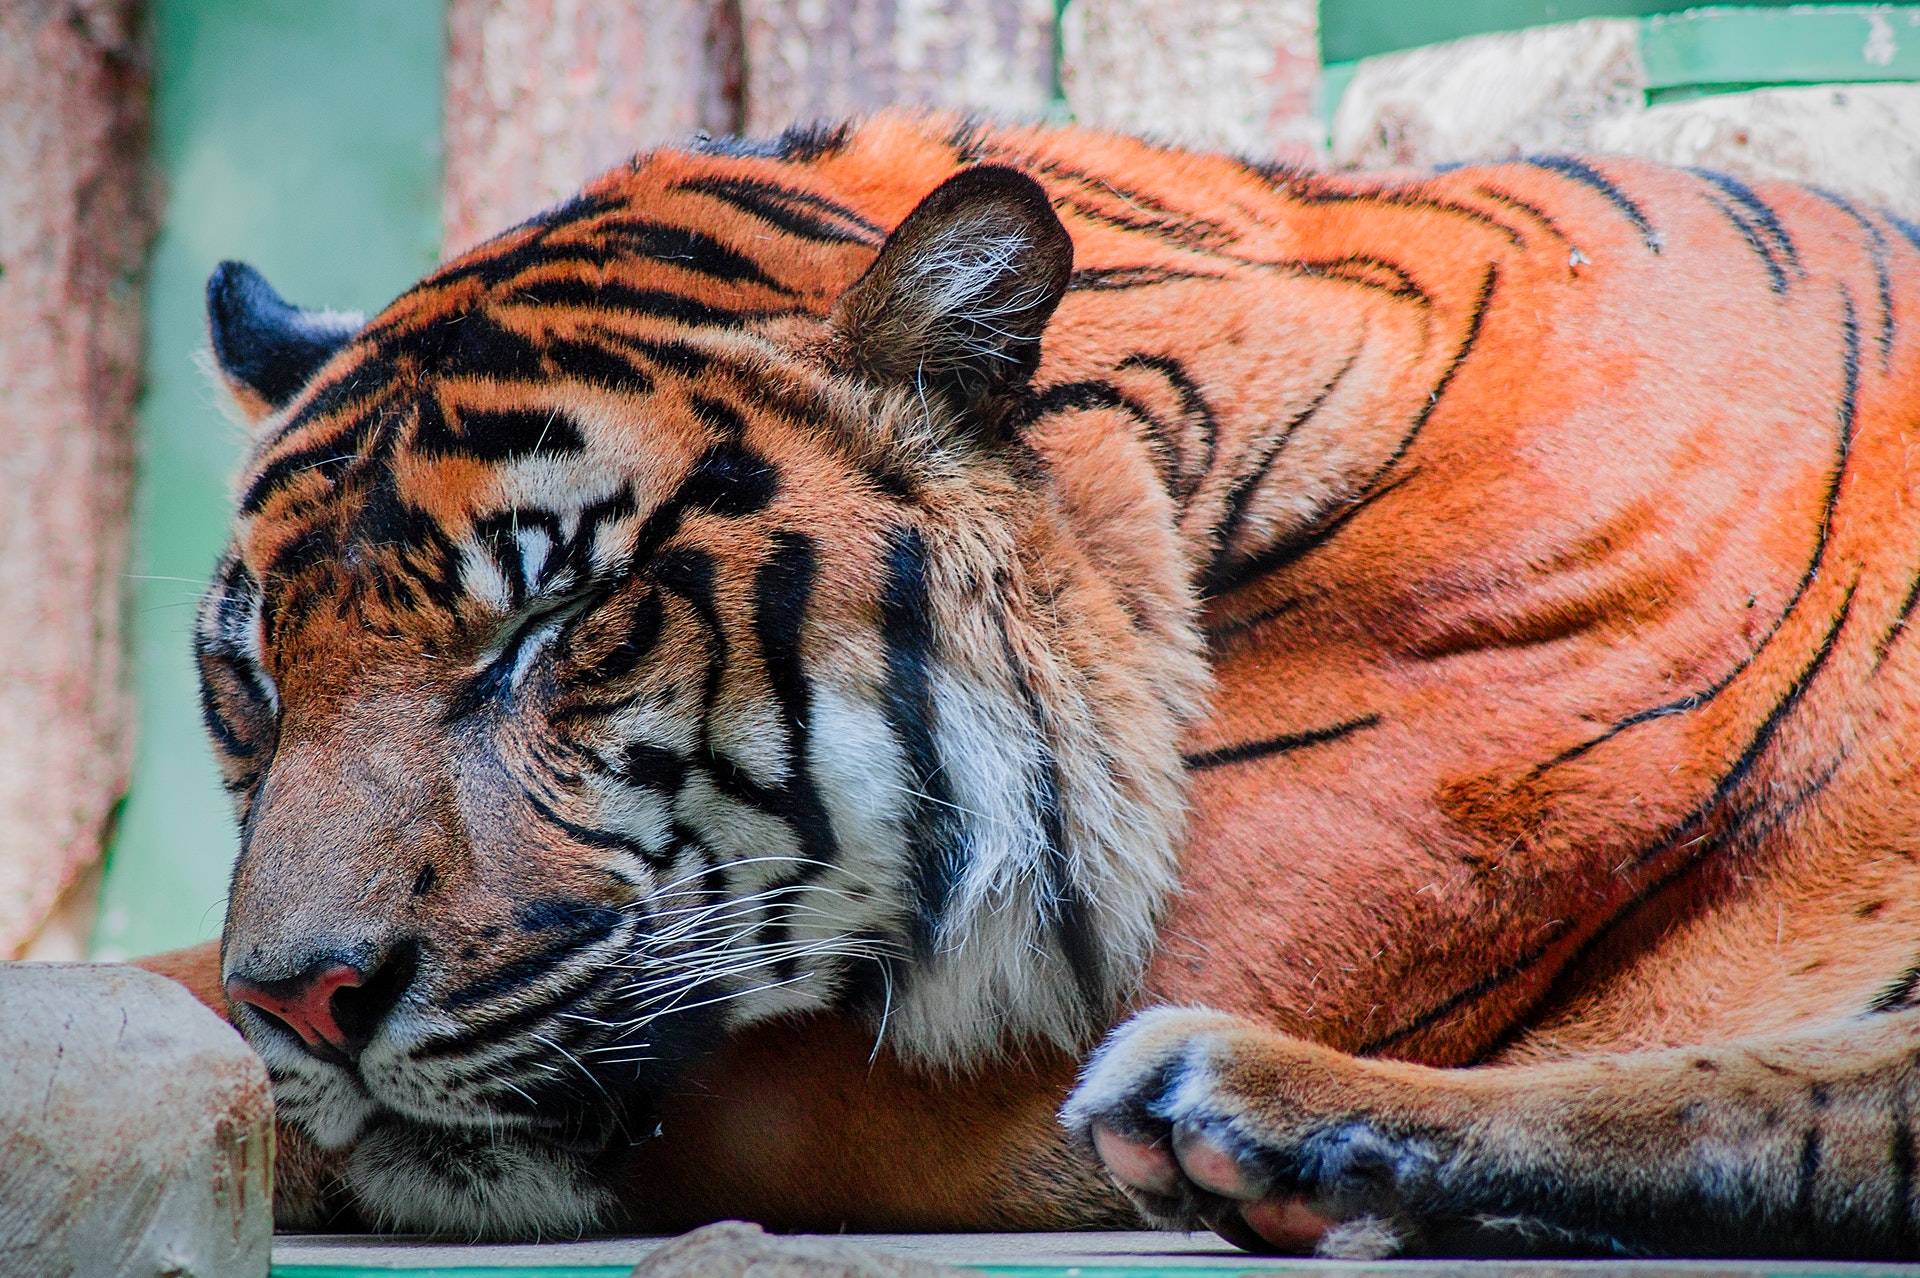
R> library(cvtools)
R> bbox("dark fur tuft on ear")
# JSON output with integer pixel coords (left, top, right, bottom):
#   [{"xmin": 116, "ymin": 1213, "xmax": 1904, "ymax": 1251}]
[
  {"xmin": 832, "ymin": 166, "xmax": 1072, "ymax": 421},
  {"xmin": 207, "ymin": 261, "xmax": 363, "ymax": 414}
]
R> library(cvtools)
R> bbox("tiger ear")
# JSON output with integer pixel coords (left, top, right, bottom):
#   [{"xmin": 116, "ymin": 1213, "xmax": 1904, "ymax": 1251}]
[
  {"xmin": 206, "ymin": 261, "xmax": 363, "ymax": 420},
  {"xmin": 830, "ymin": 165, "xmax": 1072, "ymax": 426}
]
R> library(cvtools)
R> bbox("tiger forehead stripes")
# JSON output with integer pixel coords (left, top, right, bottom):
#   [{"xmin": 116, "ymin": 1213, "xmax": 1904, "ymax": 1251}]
[{"xmin": 193, "ymin": 109, "xmax": 1920, "ymax": 1242}]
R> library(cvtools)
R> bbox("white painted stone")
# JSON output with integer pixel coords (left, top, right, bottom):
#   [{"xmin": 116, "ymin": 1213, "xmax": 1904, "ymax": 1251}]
[
  {"xmin": 0, "ymin": 963, "xmax": 272, "ymax": 1278},
  {"xmin": 631, "ymin": 1222, "xmax": 968, "ymax": 1278},
  {"xmin": 1329, "ymin": 18, "xmax": 1644, "ymax": 169},
  {"xmin": 1591, "ymin": 83, "xmax": 1920, "ymax": 221},
  {"xmin": 1062, "ymin": 0, "xmax": 1323, "ymax": 164}
]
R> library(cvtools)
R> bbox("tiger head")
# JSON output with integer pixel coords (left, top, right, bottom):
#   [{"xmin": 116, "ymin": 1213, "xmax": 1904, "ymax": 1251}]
[{"xmin": 200, "ymin": 154, "xmax": 1204, "ymax": 1236}]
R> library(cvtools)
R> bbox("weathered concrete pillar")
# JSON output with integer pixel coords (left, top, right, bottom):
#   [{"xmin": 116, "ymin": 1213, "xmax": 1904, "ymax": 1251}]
[
  {"xmin": 0, "ymin": 963, "xmax": 274, "ymax": 1277},
  {"xmin": 1061, "ymin": 0, "xmax": 1323, "ymax": 165},
  {"xmin": 443, "ymin": 0, "xmax": 745, "ymax": 254},
  {"xmin": 0, "ymin": 0, "xmax": 150, "ymax": 959},
  {"xmin": 738, "ymin": 0, "xmax": 1056, "ymax": 134}
]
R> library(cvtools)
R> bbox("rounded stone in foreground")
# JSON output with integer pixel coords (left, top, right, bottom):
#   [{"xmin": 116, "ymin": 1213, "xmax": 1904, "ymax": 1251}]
[
  {"xmin": 631, "ymin": 1221, "xmax": 970, "ymax": 1278},
  {"xmin": 0, "ymin": 962, "xmax": 272, "ymax": 1278}
]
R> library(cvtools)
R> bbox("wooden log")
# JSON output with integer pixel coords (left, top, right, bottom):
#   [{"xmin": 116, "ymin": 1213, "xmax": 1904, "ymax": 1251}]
[
  {"xmin": 1061, "ymin": 0, "xmax": 1323, "ymax": 165},
  {"xmin": 0, "ymin": 0, "xmax": 150, "ymax": 959},
  {"xmin": 738, "ymin": 0, "xmax": 1056, "ymax": 135},
  {"xmin": 443, "ymin": 0, "xmax": 744, "ymax": 255}
]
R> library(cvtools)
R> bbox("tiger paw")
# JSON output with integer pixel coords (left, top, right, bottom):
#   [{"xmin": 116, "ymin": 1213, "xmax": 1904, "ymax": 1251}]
[{"xmin": 1060, "ymin": 1006, "xmax": 1438, "ymax": 1258}]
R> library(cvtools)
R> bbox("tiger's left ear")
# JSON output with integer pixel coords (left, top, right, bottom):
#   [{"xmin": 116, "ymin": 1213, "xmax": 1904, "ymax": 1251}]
[
  {"xmin": 207, "ymin": 261, "xmax": 364, "ymax": 421},
  {"xmin": 830, "ymin": 165, "xmax": 1072, "ymax": 428}
]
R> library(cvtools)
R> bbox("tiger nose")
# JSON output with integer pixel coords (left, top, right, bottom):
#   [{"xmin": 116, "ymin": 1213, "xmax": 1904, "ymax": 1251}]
[{"xmin": 225, "ymin": 941, "xmax": 417, "ymax": 1063}]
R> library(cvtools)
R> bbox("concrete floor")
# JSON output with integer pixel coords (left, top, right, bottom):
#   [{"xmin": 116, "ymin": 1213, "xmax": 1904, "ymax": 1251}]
[{"xmin": 272, "ymin": 1232, "xmax": 1920, "ymax": 1276}]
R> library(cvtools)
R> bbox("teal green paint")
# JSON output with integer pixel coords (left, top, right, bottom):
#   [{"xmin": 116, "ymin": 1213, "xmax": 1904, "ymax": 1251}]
[
  {"xmin": 1320, "ymin": 0, "xmax": 1866, "ymax": 64},
  {"xmin": 93, "ymin": 0, "xmax": 445, "ymax": 959},
  {"xmin": 1642, "ymin": 5, "xmax": 1920, "ymax": 89},
  {"xmin": 271, "ymin": 1266, "xmax": 1327, "ymax": 1278}
]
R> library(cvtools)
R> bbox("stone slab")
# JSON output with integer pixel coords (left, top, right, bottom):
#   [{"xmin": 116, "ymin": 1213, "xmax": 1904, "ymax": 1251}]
[
  {"xmin": 1328, "ymin": 18, "xmax": 1920, "ymax": 221},
  {"xmin": 273, "ymin": 1228, "xmax": 1920, "ymax": 1275},
  {"xmin": 0, "ymin": 963, "xmax": 273, "ymax": 1278}
]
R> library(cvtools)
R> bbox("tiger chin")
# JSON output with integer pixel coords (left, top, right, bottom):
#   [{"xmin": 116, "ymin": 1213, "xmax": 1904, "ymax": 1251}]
[{"xmin": 197, "ymin": 149, "xmax": 1196, "ymax": 1235}]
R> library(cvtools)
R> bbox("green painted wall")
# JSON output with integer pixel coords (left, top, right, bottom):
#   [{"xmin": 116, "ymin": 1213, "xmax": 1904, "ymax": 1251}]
[
  {"xmin": 1321, "ymin": 0, "xmax": 1864, "ymax": 63},
  {"xmin": 93, "ymin": 0, "xmax": 444, "ymax": 960}
]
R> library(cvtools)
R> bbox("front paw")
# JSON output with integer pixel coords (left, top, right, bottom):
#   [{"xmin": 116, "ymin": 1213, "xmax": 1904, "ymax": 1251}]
[{"xmin": 1060, "ymin": 1006, "xmax": 1436, "ymax": 1257}]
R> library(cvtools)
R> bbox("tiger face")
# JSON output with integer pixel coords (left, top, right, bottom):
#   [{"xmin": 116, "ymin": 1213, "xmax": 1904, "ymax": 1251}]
[{"xmin": 202, "ymin": 160, "xmax": 1199, "ymax": 1234}]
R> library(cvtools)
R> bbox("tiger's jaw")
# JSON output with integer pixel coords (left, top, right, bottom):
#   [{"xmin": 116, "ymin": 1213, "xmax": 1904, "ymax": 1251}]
[{"xmin": 230, "ymin": 909, "xmax": 731, "ymax": 1238}]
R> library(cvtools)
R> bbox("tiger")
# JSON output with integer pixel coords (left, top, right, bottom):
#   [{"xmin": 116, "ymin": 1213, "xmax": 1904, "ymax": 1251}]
[{"xmin": 131, "ymin": 108, "xmax": 1920, "ymax": 1255}]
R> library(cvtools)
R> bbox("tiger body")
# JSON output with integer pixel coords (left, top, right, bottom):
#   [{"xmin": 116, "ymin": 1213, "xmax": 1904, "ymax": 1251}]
[{"xmin": 158, "ymin": 111, "xmax": 1920, "ymax": 1250}]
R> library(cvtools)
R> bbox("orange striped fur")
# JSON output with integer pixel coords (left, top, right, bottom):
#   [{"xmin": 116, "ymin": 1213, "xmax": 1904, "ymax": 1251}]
[{"xmin": 146, "ymin": 113, "xmax": 1920, "ymax": 1250}]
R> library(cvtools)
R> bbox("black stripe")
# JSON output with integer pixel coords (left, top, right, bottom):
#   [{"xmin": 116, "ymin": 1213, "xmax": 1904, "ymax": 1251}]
[
  {"xmin": 878, "ymin": 525, "xmax": 969, "ymax": 960},
  {"xmin": 1795, "ymin": 1126, "xmax": 1824, "ymax": 1223},
  {"xmin": 1269, "ymin": 169, "xmax": 1528, "ymax": 249},
  {"xmin": 1474, "ymin": 184, "xmax": 1571, "ymax": 246},
  {"xmin": 1037, "ymin": 161, "xmax": 1239, "ymax": 254},
  {"xmin": 1207, "ymin": 470, "xmax": 1416, "ymax": 596},
  {"xmin": 1201, "ymin": 350, "xmax": 1360, "ymax": 594},
  {"xmin": 750, "ymin": 531, "xmax": 840, "ymax": 879},
  {"xmin": 1894, "ymin": 1102, "xmax": 1917, "ymax": 1254},
  {"xmin": 1691, "ymin": 168, "xmax": 1799, "ymax": 295},
  {"xmin": 671, "ymin": 175, "xmax": 881, "ymax": 244},
  {"xmin": 544, "ymin": 337, "xmax": 655, "ymax": 393},
  {"xmin": 1116, "ymin": 352, "xmax": 1219, "ymax": 507},
  {"xmin": 1183, "ymin": 714, "xmax": 1380, "ymax": 770},
  {"xmin": 595, "ymin": 219, "xmax": 795, "ymax": 292},
  {"xmin": 1890, "ymin": 210, "xmax": 1920, "ymax": 258},
  {"xmin": 1875, "ymin": 569, "xmax": 1920, "ymax": 672},
  {"xmin": 1009, "ymin": 379, "xmax": 1128, "ymax": 430},
  {"xmin": 1067, "ymin": 265, "xmax": 1225, "ymax": 291},
  {"xmin": 1522, "ymin": 156, "xmax": 1661, "ymax": 253},
  {"xmin": 1871, "ymin": 959, "xmax": 1920, "ymax": 1013},
  {"xmin": 411, "ymin": 405, "xmax": 586, "ymax": 462},
  {"xmin": 524, "ymin": 786, "xmax": 672, "ymax": 870},
  {"xmin": 239, "ymin": 408, "xmax": 379, "ymax": 514},
  {"xmin": 1209, "ymin": 263, "xmax": 1493, "ymax": 594},
  {"xmin": 688, "ymin": 121, "xmax": 851, "ymax": 164},
  {"xmin": 443, "ymin": 901, "xmax": 620, "ymax": 1011},
  {"xmin": 504, "ymin": 278, "xmax": 776, "ymax": 325},
  {"xmin": 1812, "ymin": 189, "xmax": 1895, "ymax": 363},
  {"xmin": 1373, "ymin": 589, "xmax": 1856, "ymax": 1054},
  {"xmin": 1542, "ymin": 290, "xmax": 1860, "ymax": 771},
  {"xmin": 994, "ymin": 602, "xmax": 1102, "ymax": 1014}
]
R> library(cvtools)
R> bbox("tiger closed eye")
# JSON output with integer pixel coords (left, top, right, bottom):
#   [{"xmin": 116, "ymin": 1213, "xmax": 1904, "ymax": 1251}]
[{"xmin": 559, "ymin": 588, "xmax": 662, "ymax": 685}]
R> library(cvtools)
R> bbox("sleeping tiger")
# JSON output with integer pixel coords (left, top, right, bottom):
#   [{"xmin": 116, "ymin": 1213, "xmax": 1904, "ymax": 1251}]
[{"xmin": 135, "ymin": 110, "xmax": 1920, "ymax": 1255}]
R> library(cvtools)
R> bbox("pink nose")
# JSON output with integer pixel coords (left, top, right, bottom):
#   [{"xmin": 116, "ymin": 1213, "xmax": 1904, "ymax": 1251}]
[{"xmin": 226, "ymin": 963, "xmax": 366, "ymax": 1053}]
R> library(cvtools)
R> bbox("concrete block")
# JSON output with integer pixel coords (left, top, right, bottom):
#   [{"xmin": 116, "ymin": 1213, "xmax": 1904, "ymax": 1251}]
[
  {"xmin": 1330, "ymin": 18, "xmax": 1644, "ymax": 169},
  {"xmin": 630, "ymin": 1222, "xmax": 968, "ymax": 1278},
  {"xmin": 1590, "ymin": 83, "xmax": 1920, "ymax": 221},
  {"xmin": 0, "ymin": 963, "xmax": 272, "ymax": 1278},
  {"xmin": 1062, "ymin": 0, "xmax": 1322, "ymax": 165}
]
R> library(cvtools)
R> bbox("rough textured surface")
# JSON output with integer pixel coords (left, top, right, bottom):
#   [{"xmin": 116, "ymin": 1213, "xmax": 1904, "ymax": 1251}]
[
  {"xmin": 444, "ymin": 0, "xmax": 743, "ymax": 254},
  {"xmin": 0, "ymin": 963, "xmax": 273, "ymax": 1278},
  {"xmin": 1329, "ymin": 19, "xmax": 1920, "ymax": 219},
  {"xmin": 738, "ymin": 0, "xmax": 1055, "ymax": 135},
  {"xmin": 0, "ymin": 0, "xmax": 149, "ymax": 959},
  {"xmin": 1330, "ymin": 18, "xmax": 1644, "ymax": 169},
  {"xmin": 1061, "ymin": 0, "xmax": 1322, "ymax": 165},
  {"xmin": 631, "ymin": 1223, "xmax": 969, "ymax": 1278},
  {"xmin": 1591, "ymin": 84, "xmax": 1920, "ymax": 220}
]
